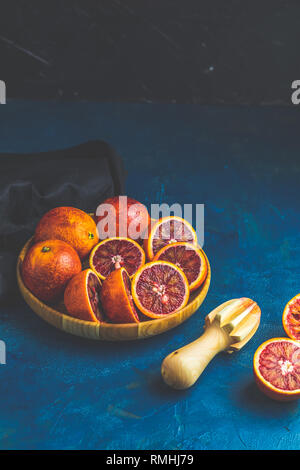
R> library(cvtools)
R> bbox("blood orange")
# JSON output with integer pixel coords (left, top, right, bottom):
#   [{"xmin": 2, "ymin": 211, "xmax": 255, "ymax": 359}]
[
  {"xmin": 95, "ymin": 196, "xmax": 150, "ymax": 240},
  {"xmin": 153, "ymin": 242, "xmax": 207, "ymax": 292},
  {"xmin": 282, "ymin": 294, "xmax": 300, "ymax": 340},
  {"xmin": 89, "ymin": 237, "xmax": 145, "ymax": 280},
  {"xmin": 131, "ymin": 261, "xmax": 190, "ymax": 319},
  {"xmin": 21, "ymin": 239, "xmax": 82, "ymax": 303},
  {"xmin": 253, "ymin": 338, "xmax": 300, "ymax": 401},
  {"xmin": 144, "ymin": 216, "xmax": 197, "ymax": 261},
  {"xmin": 64, "ymin": 269, "xmax": 103, "ymax": 322},
  {"xmin": 35, "ymin": 207, "xmax": 99, "ymax": 259},
  {"xmin": 100, "ymin": 268, "xmax": 139, "ymax": 324}
]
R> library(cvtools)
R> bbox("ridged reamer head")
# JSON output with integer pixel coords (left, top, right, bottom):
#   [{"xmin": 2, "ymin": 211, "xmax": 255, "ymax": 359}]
[{"xmin": 205, "ymin": 298, "xmax": 261, "ymax": 352}]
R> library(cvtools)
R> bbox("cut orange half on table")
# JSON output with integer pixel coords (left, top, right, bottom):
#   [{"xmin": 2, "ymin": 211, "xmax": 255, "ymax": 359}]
[
  {"xmin": 282, "ymin": 294, "xmax": 300, "ymax": 340},
  {"xmin": 131, "ymin": 261, "xmax": 189, "ymax": 319},
  {"xmin": 89, "ymin": 237, "xmax": 145, "ymax": 280},
  {"xmin": 153, "ymin": 242, "xmax": 207, "ymax": 292},
  {"xmin": 144, "ymin": 216, "xmax": 197, "ymax": 261},
  {"xmin": 101, "ymin": 267, "xmax": 139, "ymax": 324},
  {"xmin": 64, "ymin": 269, "xmax": 103, "ymax": 322},
  {"xmin": 253, "ymin": 338, "xmax": 300, "ymax": 401}
]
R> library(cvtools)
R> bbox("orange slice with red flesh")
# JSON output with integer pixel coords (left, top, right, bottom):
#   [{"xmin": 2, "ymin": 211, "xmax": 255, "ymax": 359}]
[
  {"xmin": 144, "ymin": 216, "xmax": 197, "ymax": 261},
  {"xmin": 253, "ymin": 338, "xmax": 300, "ymax": 401},
  {"xmin": 282, "ymin": 294, "xmax": 300, "ymax": 340},
  {"xmin": 89, "ymin": 237, "xmax": 145, "ymax": 280},
  {"xmin": 153, "ymin": 242, "xmax": 207, "ymax": 292},
  {"xmin": 64, "ymin": 269, "xmax": 103, "ymax": 322},
  {"xmin": 131, "ymin": 261, "xmax": 190, "ymax": 319},
  {"xmin": 100, "ymin": 267, "xmax": 140, "ymax": 324}
]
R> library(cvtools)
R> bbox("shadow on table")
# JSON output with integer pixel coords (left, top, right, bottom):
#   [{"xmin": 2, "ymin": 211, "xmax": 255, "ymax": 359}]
[
  {"xmin": 147, "ymin": 373, "xmax": 192, "ymax": 402},
  {"xmin": 233, "ymin": 376, "xmax": 298, "ymax": 418}
]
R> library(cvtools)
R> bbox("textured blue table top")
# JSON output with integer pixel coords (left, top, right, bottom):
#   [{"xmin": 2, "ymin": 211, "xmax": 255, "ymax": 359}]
[{"xmin": 0, "ymin": 103, "xmax": 299, "ymax": 450}]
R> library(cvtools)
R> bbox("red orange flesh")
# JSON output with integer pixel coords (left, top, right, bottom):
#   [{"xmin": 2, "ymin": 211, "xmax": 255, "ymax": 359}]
[
  {"xmin": 153, "ymin": 242, "xmax": 207, "ymax": 292},
  {"xmin": 131, "ymin": 261, "xmax": 189, "ymax": 319},
  {"xmin": 282, "ymin": 294, "xmax": 300, "ymax": 340},
  {"xmin": 89, "ymin": 237, "xmax": 145, "ymax": 280},
  {"xmin": 253, "ymin": 338, "xmax": 300, "ymax": 401},
  {"xmin": 144, "ymin": 216, "xmax": 197, "ymax": 261}
]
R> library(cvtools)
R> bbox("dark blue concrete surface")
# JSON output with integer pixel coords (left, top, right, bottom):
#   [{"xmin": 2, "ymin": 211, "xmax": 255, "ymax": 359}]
[{"xmin": 0, "ymin": 103, "xmax": 299, "ymax": 449}]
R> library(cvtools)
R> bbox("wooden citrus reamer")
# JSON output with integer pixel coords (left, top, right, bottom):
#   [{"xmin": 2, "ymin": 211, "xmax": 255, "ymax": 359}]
[{"xmin": 161, "ymin": 298, "xmax": 261, "ymax": 389}]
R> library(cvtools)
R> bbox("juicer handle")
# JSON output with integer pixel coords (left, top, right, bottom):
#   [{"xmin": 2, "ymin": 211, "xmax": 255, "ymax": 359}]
[{"xmin": 161, "ymin": 322, "xmax": 231, "ymax": 390}]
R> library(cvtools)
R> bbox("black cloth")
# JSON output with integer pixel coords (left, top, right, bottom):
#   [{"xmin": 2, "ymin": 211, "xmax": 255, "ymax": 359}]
[{"xmin": 0, "ymin": 140, "xmax": 126, "ymax": 302}]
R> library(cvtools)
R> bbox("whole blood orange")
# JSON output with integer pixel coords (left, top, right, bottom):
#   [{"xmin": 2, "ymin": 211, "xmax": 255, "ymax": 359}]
[
  {"xmin": 64, "ymin": 269, "xmax": 103, "ymax": 322},
  {"xmin": 100, "ymin": 267, "xmax": 139, "ymax": 323},
  {"xmin": 21, "ymin": 239, "xmax": 82, "ymax": 303},
  {"xmin": 253, "ymin": 338, "xmax": 300, "ymax": 401},
  {"xmin": 95, "ymin": 196, "xmax": 150, "ymax": 240},
  {"xmin": 153, "ymin": 242, "xmax": 208, "ymax": 292},
  {"xmin": 35, "ymin": 207, "xmax": 99, "ymax": 259},
  {"xmin": 89, "ymin": 237, "xmax": 145, "ymax": 280},
  {"xmin": 131, "ymin": 261, "xmax": 190, "ymax": 319},
  {"xmin": 282, "ymin": 294, "xmax": 300, "ymax": 340},
  {"xmin": 144, "ymin": 216, "xmax": 197, "ymax": 261}
]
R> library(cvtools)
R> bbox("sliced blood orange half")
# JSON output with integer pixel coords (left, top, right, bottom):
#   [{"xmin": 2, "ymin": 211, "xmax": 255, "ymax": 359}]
[
  {"xmin": 100, "ymin": 267, "xmax": 139, "ymax": 324},
  {"xmin": 131, "ymin": 261, "xmax": 190, "ymax": 319},
  {"xmin": 282, "ymin": 294, "xmax": 300, "ymax": 340},
  {"xmin": 153, "ymin": 242, "xmax": 208, "ymax": 292},
  {"xmin": 64, "ymin": 269, "xmax": 103, "ymax": 322},
  {"xmin": 89, "ymin": 237, "xmax": 145, "ymax": 280},
  {"xmin": 253, "ymin": 338, "xmax": 300, "ymax": 401},
  {"xmin": 144, "ymin": 216, "xmax": 197, "ymax": 261}
]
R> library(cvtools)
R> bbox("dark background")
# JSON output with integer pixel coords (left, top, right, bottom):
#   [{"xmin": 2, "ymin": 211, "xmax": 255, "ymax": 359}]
[{"xmin": 1, "ymin": 0, "xmax": 300, "ymax": 103}]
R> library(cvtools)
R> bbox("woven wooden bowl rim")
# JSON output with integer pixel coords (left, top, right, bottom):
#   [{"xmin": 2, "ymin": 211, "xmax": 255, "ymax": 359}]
[{"xmin": 17, "ymin": 237, "xmax": 211, "ymax": 341}]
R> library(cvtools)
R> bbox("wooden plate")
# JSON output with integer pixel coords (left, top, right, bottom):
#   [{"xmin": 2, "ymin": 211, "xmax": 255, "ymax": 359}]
[{"xmin": 17, "ymin": 238, "xmax": 211, "ymax": 341}]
